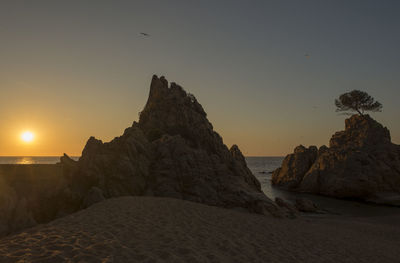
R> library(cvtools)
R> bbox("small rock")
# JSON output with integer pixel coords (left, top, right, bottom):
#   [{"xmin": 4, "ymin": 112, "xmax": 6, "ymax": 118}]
[
  {"xmin": 275, "ymin": 197, "xmax": 298, "ymax": 216},
  {"xmin": 295, "ymin": 198, "xmax": 318, "ymax": 212}
]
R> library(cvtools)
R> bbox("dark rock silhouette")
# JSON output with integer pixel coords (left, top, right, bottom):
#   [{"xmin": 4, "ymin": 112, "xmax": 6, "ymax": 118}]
[
  {"xmin": 295, "ymin": 198, "xmax": 318, "ymax": 212},
  {"xmin": 272, "ymin": 115, "xmax": 400, "ymax": 205},
  {"xmin": 0, "ymin": 164, "xmax": 69, "ymax": 236},
  {"xmin": 63, "ymin": 75, "xmax": 281, "ymax": 216}
]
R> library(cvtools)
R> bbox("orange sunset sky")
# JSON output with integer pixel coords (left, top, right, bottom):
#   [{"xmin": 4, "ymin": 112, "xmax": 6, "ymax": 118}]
[{"xmin": 1, "ymin": 1, "xmax": 399, "ymax": 156}]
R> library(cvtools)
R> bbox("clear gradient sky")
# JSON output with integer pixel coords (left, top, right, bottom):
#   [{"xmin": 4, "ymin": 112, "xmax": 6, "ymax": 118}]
[{"xmin": 1, "ymin": 0, "xmax": 399, "ymax": 156}]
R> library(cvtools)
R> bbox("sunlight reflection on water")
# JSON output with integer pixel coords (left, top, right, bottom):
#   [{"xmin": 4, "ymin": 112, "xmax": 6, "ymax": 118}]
[
  {"xmin": 0, "ymin": 156, "xmax": 80, "ymax": 164},
  {"xmin": 17, "ymin": 157, "xmax": 35, "ymax": 164}
]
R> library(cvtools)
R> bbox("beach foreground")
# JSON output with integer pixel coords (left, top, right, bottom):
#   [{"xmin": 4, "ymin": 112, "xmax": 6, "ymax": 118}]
[{"xmin": 0, "ymin": 197, "xmax": 399, "ymax": 263}]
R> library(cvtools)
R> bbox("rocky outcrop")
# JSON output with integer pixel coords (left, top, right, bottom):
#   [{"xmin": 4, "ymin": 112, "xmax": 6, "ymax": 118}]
[
  {"xmin": 63, "ymin": 75, "xmax": 281, "ymax": 216},
  {"xmin": 272, "ymin": 145, "xmax": 318, "ymax": 189},
  {"xmin": 272, "ymin": 115, "xmax": 400, "ymax": 205}
]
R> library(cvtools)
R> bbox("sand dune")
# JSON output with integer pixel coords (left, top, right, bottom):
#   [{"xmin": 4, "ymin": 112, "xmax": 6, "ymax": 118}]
[{"xmin": 0, "ymin": 197, "xmax": 399, "ymax": 263}]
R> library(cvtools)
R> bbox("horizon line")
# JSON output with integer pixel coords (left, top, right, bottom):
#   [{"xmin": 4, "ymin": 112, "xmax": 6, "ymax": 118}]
[{"xmin": 0, "ymin": 155, "xmax": 286, "ymax": 158}]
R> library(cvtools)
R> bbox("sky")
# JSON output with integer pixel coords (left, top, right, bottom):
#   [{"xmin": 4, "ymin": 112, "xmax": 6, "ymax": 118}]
[{"xmin": 1, "ymin": 0, "xmax": 399, "ymax": 156}]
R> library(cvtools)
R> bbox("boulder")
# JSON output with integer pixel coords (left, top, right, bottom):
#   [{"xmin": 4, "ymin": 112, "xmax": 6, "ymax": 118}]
[
  {"xmin": 272, "ymin": 145, "xmax": 318, "ymax": 189},
  {"xmin": 66, "ymin": 75, "xmax": 282, "ymax": 216},
  {"xmin": 272, "ymin": 114, "xmax": 400, "ymax": 205},
  {"xmin": 275, "ymin": 197, "xmax": 298, "ymax": 216},
  {"xmin": 295, "ymin": 198, "xmax": 318, "ymax": 212}
]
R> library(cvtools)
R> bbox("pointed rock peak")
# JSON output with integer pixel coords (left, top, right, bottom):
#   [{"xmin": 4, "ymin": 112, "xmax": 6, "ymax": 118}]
[
  {"xmin": 146, "ymin": 75, "xmax": 189, "ymax": 107},
  {"xmin": 139, "ymin": 75, "xmax": 209, "ymax": 143},
  {"xmin": 60, "ymin": 153, "xmax": 76, "ymax": 163},
  {"xmin": 60, "ymin": 153, "xmax": 78, "ymax": 169},
  {"xmin": 294, "ymin": 145, "xmax": 306, "ymax": 153},
  {"xmin": 143, "ymin": 75, "xmax": 204, "ymax": 115},
  {"xmin": 81, "ymin": 136, "xmax": 103, "ymax": 157},
  {"xmin": 293, "ymin": 145, "xmax": 317, "ymax": 155},
  {"xmin": 148, "ymin": 75, "xmax": 169, "ymax": 104},
  {"xmin": 230, "ymin": 144, "xmax": 242, "ymax": 153},
  {"xmin": 230, "ymin": 144, "xmax": 246, "ymax": 164}
]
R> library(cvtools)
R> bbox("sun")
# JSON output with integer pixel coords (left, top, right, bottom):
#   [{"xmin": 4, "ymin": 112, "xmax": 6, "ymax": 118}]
[{"xmin": 21, "ymin": 131, "xmax": 35, "ymax": 143}]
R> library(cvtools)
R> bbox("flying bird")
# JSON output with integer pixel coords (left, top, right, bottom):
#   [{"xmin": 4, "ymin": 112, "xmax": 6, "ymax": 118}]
[{"xmin": 140, "ymin": 32, "xmax": 150, "ymax": 37}]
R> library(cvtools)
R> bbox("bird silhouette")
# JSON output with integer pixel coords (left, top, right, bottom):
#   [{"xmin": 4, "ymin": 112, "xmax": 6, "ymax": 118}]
[{"xmin": 140, "ymin": 32, "xmax": 150, "ymax": 37}]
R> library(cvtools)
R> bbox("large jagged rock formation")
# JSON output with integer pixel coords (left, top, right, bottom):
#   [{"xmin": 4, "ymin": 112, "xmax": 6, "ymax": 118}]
[
  {"xmin": 63, "ymin": 75, "xmax": 281, "ymax": 216},
  {"xmin": 272, "ymin": 115, "xmax": 400, "ymax": 205}
]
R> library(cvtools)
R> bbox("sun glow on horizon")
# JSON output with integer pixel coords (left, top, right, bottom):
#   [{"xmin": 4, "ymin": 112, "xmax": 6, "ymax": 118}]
[{"xmin": 21, "ymin": 131, "xmax": 35, "ymax": 143}]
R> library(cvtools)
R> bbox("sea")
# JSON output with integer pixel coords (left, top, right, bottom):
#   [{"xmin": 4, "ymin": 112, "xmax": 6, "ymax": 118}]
[
  {"xmin": 1, "ymin": 156, "xmax": 399, "ymax": 216},
  {"xmin": 0, "ymin": 156, "xmax": 79, "ymax": 165}
]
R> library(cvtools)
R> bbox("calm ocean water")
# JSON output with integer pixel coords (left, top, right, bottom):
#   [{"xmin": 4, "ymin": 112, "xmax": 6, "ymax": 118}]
[
  {"xmin": 0, "ymin": 156, "xmax": 79, "ymax": 165},
  {"xmin": 245, "ymin": 156, "xmax": 285, "ymax": 197},
  {"xmin": 0, "ymin": 156, "xmax": 281, "ymax": 167},
  {"xmin": 1, "ymin": 156, "xmax": 399, "ymax": 216}
]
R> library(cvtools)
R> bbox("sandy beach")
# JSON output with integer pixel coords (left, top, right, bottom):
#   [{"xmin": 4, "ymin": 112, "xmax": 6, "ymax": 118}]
[{"xmin": 0, "ymin": 196, "xmax": 399, "ymax": 263}]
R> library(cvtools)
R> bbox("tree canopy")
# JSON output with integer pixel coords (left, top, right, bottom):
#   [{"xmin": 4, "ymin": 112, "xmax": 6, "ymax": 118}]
[{"xmin": 335, "ymin": 90, "xmax": 382, "ymax": 116}]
